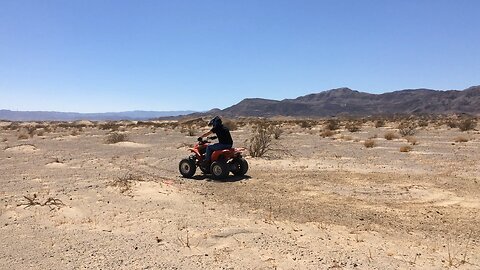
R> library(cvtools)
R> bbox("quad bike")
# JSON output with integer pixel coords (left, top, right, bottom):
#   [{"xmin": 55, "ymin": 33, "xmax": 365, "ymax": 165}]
[{"xmin": 179, "ymin": 136, "xmax": 248, "ymax": 179}]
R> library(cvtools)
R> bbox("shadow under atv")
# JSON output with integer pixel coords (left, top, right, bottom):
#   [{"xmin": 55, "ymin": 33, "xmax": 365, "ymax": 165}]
[{"xmin": 188, "ymin": 174, "xmax": 251, "ymax": 182}]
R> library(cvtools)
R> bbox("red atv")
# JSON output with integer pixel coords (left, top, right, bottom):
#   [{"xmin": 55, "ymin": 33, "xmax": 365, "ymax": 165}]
[{"xmin": 179, "ymin": 137, "xmax": 249, "ymax": 179}]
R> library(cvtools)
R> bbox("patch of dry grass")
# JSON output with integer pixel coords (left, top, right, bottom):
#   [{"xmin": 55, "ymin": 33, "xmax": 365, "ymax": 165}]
[
  {"xmin": 105, "ymin": 132, "xmax": 128, "ymax": 144},
  {"xmin": 405, "ymin": 136, "xmax": 418, "ymax": 145},
  {"xmin": 454, "ymin": 136, "xmax": 469, "ymax": 143},
  {"xmin": 400, "ymin": 145, "xmax": 412, "ymax": 152},
  {"xmin": 384, "ymin": 131, "xmax": 399, "ymax": 140},
  {"xmin": 364, "ymin": 139, "xmax": 376, "ymax": 148}
]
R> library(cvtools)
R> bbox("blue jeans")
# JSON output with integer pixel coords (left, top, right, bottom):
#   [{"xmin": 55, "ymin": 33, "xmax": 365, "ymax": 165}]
[{"xmin": 205, "ymin": 143, "xmax": 232, "ymax": 162}]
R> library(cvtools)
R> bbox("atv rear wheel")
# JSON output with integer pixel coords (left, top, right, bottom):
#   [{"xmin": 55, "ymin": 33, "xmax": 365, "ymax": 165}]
[
  {"xmin": 210, "ymin": 161, "xmax": 229, "ymax": 179},
  {"xmin": 230, "ymin": 158, "xmax": 249, "ymax": 176},
  {"xmin": 179, "ymin": 158, "xmax": 196, "ymax": 178}
]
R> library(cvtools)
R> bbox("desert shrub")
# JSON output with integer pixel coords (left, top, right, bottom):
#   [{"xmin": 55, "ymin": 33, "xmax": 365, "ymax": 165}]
[
  {"xmin": 405, "ymin": 136, "xmax": 418, "ymax": 145},
  {"xmin": 399, "ymin": 145, "xmax": 412, "ymax": 152},
  {"xmin": 297, "ymin": 120, "xmax": 314, "ymax": 129},
  {"xmin": 71, "ymin": 129, "xmax": 80, "ymax": 136},
  {"xmin": 248, "ymin": 123, "xmax": 273, "ymax": 157},
  {"xmin": 418, "ymin": 120, "xmax": 429, "ymax": 127},
  {"xmin": 271, "ymin": 125, "xmax": 283, "ymax": 140},
  {"xmin": 223, "ymin": 119, "xmax": 238, "ymax": 131},
  {"xmin": 398, "ymin": 122, "xmax": 417, "ymax": 136},
  {"xmin": 340, "ymin": 135, "xmax": 353, "ymax": 141},
  {"xmin": 326, "ymin": 119, "xmax": 340, "ymax": 131},
  {"xmin": 2, "ymin": 138, "xmax": 7, "ymax": 142},
  {"xmin": 446, "ymin": 120, "xmax": 458, "ymax": 128},
  {"xmin": 7, "ymin": 122, "xmax": 20, "ymax": 131},
  {"xmin": 384, "ymin": 131, "xmax": 398, "ymax": 140},
  {"xmin": 321, "ymin": 129, "xmax": 335, "ymax": 138},
  {"xmin": 454, "ymin": 136, "xmax": 469, "ymax": 143},
  {"xmin": 18, "ymin": 129, "xmax": 29, "ymax": 140},
  {"xmin": 105, "ymin": 132, "xmax": 128, "ymax": 144},
  {"xmin": 99, "ymin": 122, "xmax": 120, "ymax": 131},
  {"xmin": 36, "ymin": 129, "xmax": 45, "ymax": 136},
  {"xmin": 375, "ymin": 120, "xmax": 385, "ymax": 128},
  {"xmin": 181, "ymin": 124, "xmax": 196, "ymax": 136},
  {"xmin": 346, "ymin": 122, "xmax": 361, "ymax": 132},
  {"xmin": 364, "ymin": 139, "xmax": 375, "ymax": 148},
  {"xmin": 457, "ymin": 118, "xmax": 476, "ymax": 131}
]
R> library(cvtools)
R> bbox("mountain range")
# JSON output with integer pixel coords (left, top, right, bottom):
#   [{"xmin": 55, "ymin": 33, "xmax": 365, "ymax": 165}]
[
  {"xmin": 0, "ymin": 110, "xmax": 195, "ymax": 121},
  {"xmin": 212, "ymin": 85, "xmax": 480, "ymax": 117},
  {"xmin": 2, "ymin": 86, "xmax": 479, "ymax": 121}
]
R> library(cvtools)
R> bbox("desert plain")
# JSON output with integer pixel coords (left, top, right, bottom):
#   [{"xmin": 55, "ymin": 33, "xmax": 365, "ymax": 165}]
[{"xmin": 0, "ymin": 118, "xmax": 479, "ymax": 269}]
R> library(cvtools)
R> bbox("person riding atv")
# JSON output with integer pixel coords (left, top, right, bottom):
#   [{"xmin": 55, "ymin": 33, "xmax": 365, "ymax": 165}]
[{"xmin": 198, "ymin": 116, "xmax": 233, "ymax": 166}]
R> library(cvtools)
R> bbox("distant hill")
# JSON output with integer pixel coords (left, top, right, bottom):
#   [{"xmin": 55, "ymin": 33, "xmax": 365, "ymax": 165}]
[
  {"xmin": 0, "ymin": 110, "xmax": 195, "ymax": 121},
  {"xmin": 215, "ymin": 86, "xmax": 480, "ymax": 117}
]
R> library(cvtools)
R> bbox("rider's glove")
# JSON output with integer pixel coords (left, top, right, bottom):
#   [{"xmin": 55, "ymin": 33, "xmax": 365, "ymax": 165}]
[{"xmin": 197, "ymin": 137, "xmax": 203, "ymax": 142}]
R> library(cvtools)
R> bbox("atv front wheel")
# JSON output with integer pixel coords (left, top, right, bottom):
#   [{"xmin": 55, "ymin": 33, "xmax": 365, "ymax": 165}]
[
  {"xmin": 230, "ymin": 158, "xmax": 249, "ymax": 176},
  {"xmin": 210, "ymin": 161, "xmax": 229, "ymax": 179},
  {"xmin": 179, "ymin": 158, "xmax": 196, "ymax": 178}
]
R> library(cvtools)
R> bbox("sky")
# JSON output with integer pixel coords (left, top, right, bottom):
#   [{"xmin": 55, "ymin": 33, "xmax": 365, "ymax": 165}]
[{"xmin": 1, "ymin": 0, "xmax": 479, "ymax": 113}]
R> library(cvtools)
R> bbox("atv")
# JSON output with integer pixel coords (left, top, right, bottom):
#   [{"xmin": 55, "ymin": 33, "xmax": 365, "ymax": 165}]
[{"xmin": 179, "ymin": 136, "xmax": 249, "ymax": 179}]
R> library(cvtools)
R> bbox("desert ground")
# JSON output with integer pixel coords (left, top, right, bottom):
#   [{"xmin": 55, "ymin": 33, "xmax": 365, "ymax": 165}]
[{"xmin": 0, "ymin": 118, "xmax": 479, "ymax": 269}]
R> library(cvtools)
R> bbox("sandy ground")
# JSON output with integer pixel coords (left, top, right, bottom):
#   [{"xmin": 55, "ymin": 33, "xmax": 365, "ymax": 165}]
[{"xmin": 0, "ymin": 121, "xmax": 479, "ymax": 269}]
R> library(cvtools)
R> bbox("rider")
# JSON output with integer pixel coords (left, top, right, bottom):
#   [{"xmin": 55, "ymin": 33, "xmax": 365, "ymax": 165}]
[{"xmin": 198, "ymin": 116, "xmax": 233, "ymax": 165}]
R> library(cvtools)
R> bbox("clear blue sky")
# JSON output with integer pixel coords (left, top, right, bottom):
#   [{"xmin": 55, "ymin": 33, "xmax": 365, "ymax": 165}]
[{"xmin": 1, "ymin": 0, "xmax": 479, "ymax": 112}]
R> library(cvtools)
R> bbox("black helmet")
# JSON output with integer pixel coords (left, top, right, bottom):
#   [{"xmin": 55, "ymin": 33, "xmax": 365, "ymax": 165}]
[{"xmin": 208, "ymin": 116, "xmax": 222, "ymax": 127}]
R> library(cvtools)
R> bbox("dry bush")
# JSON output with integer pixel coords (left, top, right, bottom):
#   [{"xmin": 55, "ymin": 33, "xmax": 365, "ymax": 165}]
[
  {"xmin": 384, "ymin": 131, "xmax": 398, "ymax": 140},
  {"xmin": 109, "ymin": 173, "xmax": 143, "ymax": 194},
  {"xmin": 346, "ymin": 122, "xmax": 361, "ymax": 132},
  {"xmin": 417, "ymin": 120, "xmax": 429, "ymax": 127},
  {"xmin": 340, "ymin": 135, "xmax": 353, "ymax": 141},
  {"xmin": 18, "ymin": 129, "xmax": 29, "ymax": 140},
  {"xmin": 375, "ymin": 119, "xmax": 385, "ymax": 128},
  {"xmin": 6, "ymin": 122, "xmax": 20, "ymax": 131},
  {"xmin": 181, "ymin": 125, "xmax": 196, "ymax": 136},
  {"xmin": 36, "ymin": 129, "xmax": 45, "ymax": 136},
  {"xmin": 99, "ymin": 122, "xmax": 121, "ymax": 131},
  {"xmin": 398, "ymin": 122, "xmax": 417, "ymax": 136},
  {"xmin": 364, "ymin": 139, "xmax": 375, "ymax": 148},
  {"xmin": 400, "ymin": 145, "xmax": 412, "ymax": 152},
  {"xmin": 405, "ymin": 136, "xmax": 418, "ymax": 145},
  {"xmin": 18, "ymin": 194, "xmax": 65, "ymax": 210},
  {"xmin": 248, "ymin": 122, "xmax": 273, "ymax": 157},
  {"xmin": 105, "ymin": 132, "xmax": 128, "ymax": 144},
  {"xmin": 446, "ymin": 120, "xmax": 458, "ymax": 128},
  {"xmin": 457, "ymin": 118, "xmax": 476, "ymax": 131},
  {"xmin": 223, "ymin": 119, "xmax": 238, "ymax": 131},
  {"xmin": 1, "ymin": 138, "xmax": 7, "ymax": 142},
  {"xmin": 454, "ymin": 136, "xmax": 469, "ymax": 143},
  {"xmin": 326, "ymin": 119, "xmax": 340, "ymax": 131},
  {"xmin": 271, "ymin": 125, "xmax": 283, "ymax": 140},
  {"xmin": 321, "ymin": 129, "xmax": 335, "ymax": 138},
  {"xmin": 297, "ymin": 120, "xmax": 314, "ymax": 129}
]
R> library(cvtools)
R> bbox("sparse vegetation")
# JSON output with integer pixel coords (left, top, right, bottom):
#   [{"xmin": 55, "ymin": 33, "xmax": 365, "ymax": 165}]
[
  {"xmin": 109, "ymin": 172, "xmax": 143, "ymax": 194},
  {"xmin": 17, "ymin": 194, "xmax": 65, "ymax": 210},
  {"xmin": 17, "ymin": 129, "xmax": 29, "ymax": 140},
  {"xmin": 405, "ymin": 136, "xmax": 418, "ymax": 145},
  {"xmin": 248, "ymin": 122, "xmax": 273, "ymax": 157},
  {"xmin": 326, "ymin": 119, "xmax": 340, "ymax": 131},
  {"xmin": 375, "ymin": 119, "xmax": 385, "ymax": 128},
  {"xmin": 364, "ymin": 139, "xmax": 376, "ymax": 148},
  {"xmin": 105, "ymin": 132, "xmax": 128, "ymax": 144},
  {"xmin": 271, "ymin": 125, "xmax": 283, "ymax": 140},
  {"xmin": 398, "ymin": 122, "xmax": 417, "ymax": 136},
  {"xmin": 384, "ymin": 131, "xmax": 398, "ymax": 140},
  {"xmin": 400, "ymin": 145, "xmax": 412, "ymax": 152},
  {"xmin": 346, "ymin": 122, "xmax": 361, "ymax": 132},
  {"xmin": 454, "ymin": 136, "xmax": 469, "ymax": 143},
  {"xmin": 223, "ymin": 119, "xmax": 238, "ymax": 131},
  {"xmin": 457, "ymin": 118, "xmax": 476, "ymax": 131},
  {"xmin": 321, "ymin": 129, "xmax": 335, "ymax": 138}
]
